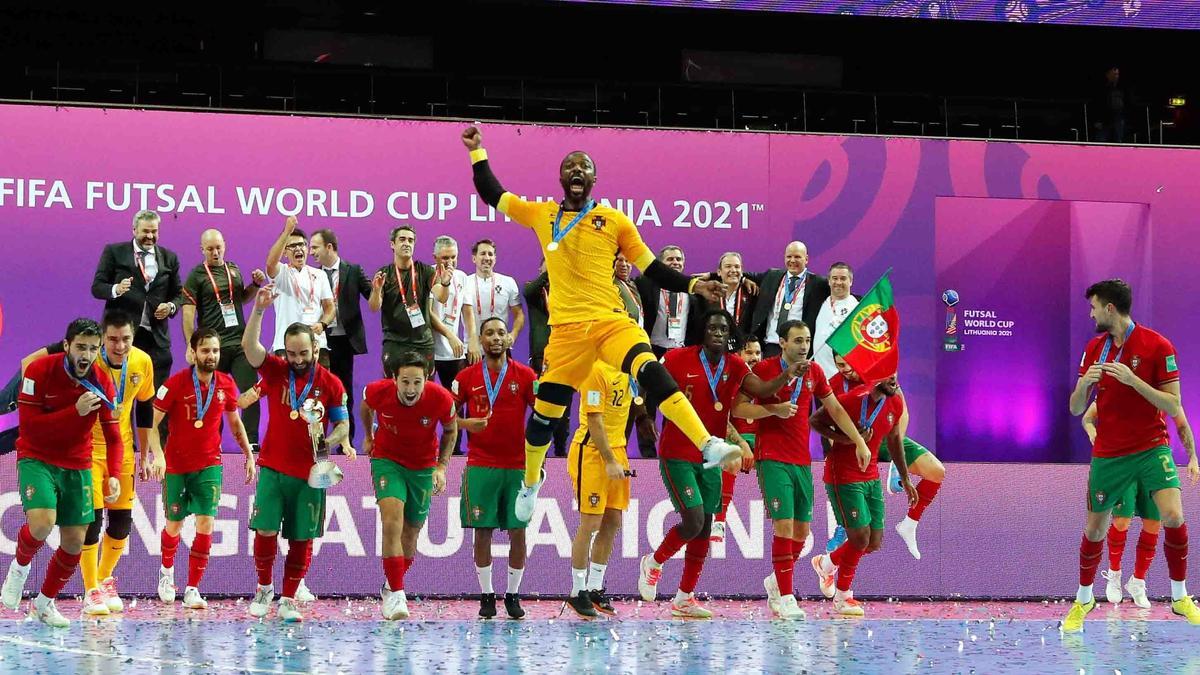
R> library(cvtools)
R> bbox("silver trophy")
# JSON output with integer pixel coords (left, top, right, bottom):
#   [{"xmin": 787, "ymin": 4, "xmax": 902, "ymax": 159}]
[{"xmin": 302, "ymin": 399, "xmax": 343, "ymax": 489}]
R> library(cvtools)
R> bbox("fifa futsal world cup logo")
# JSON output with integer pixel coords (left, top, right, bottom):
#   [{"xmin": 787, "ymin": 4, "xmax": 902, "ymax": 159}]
[{"xmin": 942, "ymin": 289, "xmax": 962, "ymax": 352}]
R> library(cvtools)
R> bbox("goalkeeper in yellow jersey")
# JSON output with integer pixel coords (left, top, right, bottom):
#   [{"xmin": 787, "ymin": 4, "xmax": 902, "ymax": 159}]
[{"xmin": 462, "ymin": 125, "xmax": 742, "ymax": 521}]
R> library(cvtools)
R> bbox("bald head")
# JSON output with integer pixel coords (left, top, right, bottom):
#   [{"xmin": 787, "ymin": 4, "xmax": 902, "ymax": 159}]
[
  {"xmin": 784, "ymin": 241, "xmax": 809, "ymax": 275},
  {"xmin": 200, "ymin": 229, "xmax": 226, "ymax": 266}
]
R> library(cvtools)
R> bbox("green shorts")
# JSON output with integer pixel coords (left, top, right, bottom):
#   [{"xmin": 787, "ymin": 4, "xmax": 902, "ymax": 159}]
[
  {"xmin": 660, "ymin": 458, "xmax": 722, "ymax": 515},
  {"xmin": 1088, "ymin": 445, "xmax": 1180, "ymax": 514},
  {"xmin": 164, "ymin": 465, "xmax": 223, "ymax": 521},
  {"xmin": 756, "ymin": 460, "xmax": 814, "ymax": 522},
  {"xmin": 826, "ymin": 480, "xmax": 886, "ymax": 530},
  {"xmin": 1112, "ymin": 482, "xmax": 1161, "ymax": 520},
  {"xmin": 17, "ymin": 459, "xmax": 95, "ymax": 526},
  {"xmin": 461, "ymin": 465, "xmax": 525, "ymax": 530},
  {"xmin": 372, "ymin": 458, "xmax": 434, "ymax": 525},
  {"xmin": 878, "ymin": 437, "xmax": 930, "ymax": 466},
  {"xmin": 249, "ymin": 467, "xmax": 326, "ymax": 540}
]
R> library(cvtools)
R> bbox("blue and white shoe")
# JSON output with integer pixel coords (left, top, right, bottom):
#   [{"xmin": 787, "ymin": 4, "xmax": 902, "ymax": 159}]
[
  {"xmin": 826, "ymin": 526, "xmax": 846, "ymax": 553},
  {"xmin": 887, "ymin": 461, "xmax": 903, "ymax": 495}
]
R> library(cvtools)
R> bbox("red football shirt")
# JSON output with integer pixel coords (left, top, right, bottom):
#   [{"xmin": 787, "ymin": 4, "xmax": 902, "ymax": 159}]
[
  {"xmin": 824, "ymin": 388, "xmax": 905, "ymax": 485},
  {"xmin": 153, "ymin": 368, "xmax": 239, "ymax": 474},
  {"xmin": 452, "ymin": 359, "xmax": 536, "ymax": 469},
  {"xmin": 659, "ymin": 346, "xmax": 751, "ymax": 462},
  {"xmin": 17, "ymin": 353, "xmax": 123, "ymax": 474},
  {"xmin": 257, "ymin": 356, "xmax": 347, "ymax": 480},
  {"xmin": 366, "ymin": 379, "xmax": 456, "ymax": 469},
  {"xmin": 1079, "ymin": 324, "xmax": 1179, "ymax": 458},
  {"xmin": 753, "ymin": 357, "xmax": 832, "ymax": 466}
]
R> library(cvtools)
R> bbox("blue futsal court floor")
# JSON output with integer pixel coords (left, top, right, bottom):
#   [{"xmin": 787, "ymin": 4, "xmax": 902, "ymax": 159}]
[{"xmin": 0, "ymin": 598, "xmax": 1195, "ymax": 673}]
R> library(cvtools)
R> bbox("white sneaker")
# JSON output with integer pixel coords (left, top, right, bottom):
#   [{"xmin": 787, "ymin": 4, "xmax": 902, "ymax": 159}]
[
  {"xmin": 710, "ymin": 520, "xmax": 726, "ymax": 543},
  {"xmin": 1, "ymin": 560, "xmax": 30, "ymax": 610},
  {"xmin": 1126, "ymin": 577, "xmax": 1151, "ymax": 609},
  {"xmin": 277, "ymin": 596, "xmax": 303, "ymax": 622},
  {"xmin": 638, "ymin": 555, "xmax": 662, "ymax": 602},
  {"xmin": 833, "ymin": 590, "xmax": 865, "ymax": 617},
  {"xmin": 812, "ymin": 554, "xmax": 836, "ymax": 599},
  {"xmin": 670, "ymin": 593, "xmax": 713, "ymax": 618},
  {"xmin": 895, "ymin": 517, "xmax": 922, "ymax": 560},
  {"xmin": 182, "ymin": 587, "xmax": 208, "ymax": 610},
  {"xmin": 700, "ymin": 436, "xmax": 741, "ymax": 470},
  {"xmin": 1102, "ymin": 569, "xmax": 1123, "ymax": 605},
  {"xmin": 383, "ymin": 589, "xmax": 409, "ymax": 620},
  {"xmin": 295, "ymin": 579, "xmax": 317, "ymax": 603},
  {"xmin": 100, "ymin": 576, "xmax": 124, "ymax": 613},
  {"xmin": 83, "ymin": 588, "xmax": 110, "ymax": 616},
  {"xmin": 799, "ymin": 531, "xmax": 814, "ymax": 558},
  {"xmin": 513, "ymin": 469, "xmax": 546, "ymax": 523},
  {"xmin": 775, "ymin": 594, "xmax": 807, "ymax": 620},
  {"xmin": 249, "ymin": 584, "xmax": 274, "ymax": 618},
  {"xmin": 31, "ymin": 594, "xmax": 69, "ymax": 628},
  {"xmin": 763, "ymin": 574, "xmax": 782, "ymax": 615},
  {"xmin": 158, "ymin": 567, "xmax": 177, "ymax": 603}
]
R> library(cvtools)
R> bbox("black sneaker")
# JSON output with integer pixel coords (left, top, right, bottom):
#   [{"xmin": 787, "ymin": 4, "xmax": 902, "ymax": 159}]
[
  {"xmin": 479, "ymin": 593, "xmax": 497, "ymax": 619},
  {"xmin": 504, "ymin": 593, "xmax": 526, "ymax": 619},
  {"xmin": 565, "ymin": 592, "xmax": 598, "ymax": 618},
  {"xmin": 588, "ymin": 589, "xmax": 615, "ymax": 616}
]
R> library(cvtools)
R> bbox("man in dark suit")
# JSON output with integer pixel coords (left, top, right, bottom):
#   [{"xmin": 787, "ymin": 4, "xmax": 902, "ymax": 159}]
[
  {"xmin": 90, "ymin": 210, "xmax": 183, "ymax": 433},
  {"xmin": 746, "ymin": 241, "xmax": 830, "ymax": 358},
  {"xmin": 310, "ymin": 228, "xmax": 372, "ymax": 447}
]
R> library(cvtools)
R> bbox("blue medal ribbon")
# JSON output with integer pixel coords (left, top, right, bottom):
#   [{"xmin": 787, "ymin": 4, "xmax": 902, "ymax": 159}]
[
  {"xmin": 699, "ymin": 349, "xmax": 726, "ymax": 406},
  {"xmin": 65, "ymin": 356, "xmax": 114, "ymax": 410},
  {"xmin": 1098, "ymin": 321, "xmax": 1136, "ymax": 365},
  {"xmin": 550, "ymin": 199, "xmax": 596, "ymax": 248},
  {"xmin": 482, "ymin": 358, "xmax": 509, "ymax": 411},
  {"xmin": 289, "ymin": 369, "xmax": 316, "ymax": 416},
  {"xmin": 192, "ymin": 367, "xmax": 217, "ymax": 421}
]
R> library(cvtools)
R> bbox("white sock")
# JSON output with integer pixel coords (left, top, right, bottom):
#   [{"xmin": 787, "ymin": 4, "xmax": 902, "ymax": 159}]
[
  {"xmin": 570, "ymin": 567, "xmax": 587, "ymax": 597},
  {"xmin": 673, "ymin": 589, "xmax": 690, "ymax": 604},
  {"xmin": 476, "ymin": 564, "xmax": 493, "ymax": 595},
  {"xmin": 587, "ymin": 562, "xmax": 607, "ymax": 591},
  {"xmin": 507, "ymin": 567, "xmax": 524, "ymax": 595},
  {"xmin": 1077, "ymin": 584, "xmax": 1094, "ymax": 605},
  {"xmin": 1172, "ymin": 579, "xmax": 1188, "ymax": 601}
]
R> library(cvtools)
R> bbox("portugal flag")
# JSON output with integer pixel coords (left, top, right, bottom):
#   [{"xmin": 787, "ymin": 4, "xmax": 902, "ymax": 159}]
[{"xmin": 827, "ymin": 270, "xmax": 899, "ymax": 381}]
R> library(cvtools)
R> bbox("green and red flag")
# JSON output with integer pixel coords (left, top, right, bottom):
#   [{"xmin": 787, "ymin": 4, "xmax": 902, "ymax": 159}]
[{"xmin": 826, "ymin": 270, "xmax": 899, "ymax": 381}]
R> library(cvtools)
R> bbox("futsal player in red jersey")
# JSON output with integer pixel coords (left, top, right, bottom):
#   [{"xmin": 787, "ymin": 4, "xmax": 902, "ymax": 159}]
[
  {"xmin": 711, "ymin": 335, "xmax": 763, "ymax": 544},
  {"xmin": 810, "ymin": 375, "xmax": 915, "ymax": 616},
  {"xmin": 243, "ymin": 285, "xmax": 353, "ymax": 622},
  {"xmin": 453, "ymin": 317, "xmax": 537, "ymax": 619},
  {"xmin": 2, "ymin": 318, "xmax": 124, "ymax": 627},
  {"xmin": 146, "ymin": 328, "xmax": 256, "ymax": 609},
  {"xmin": 362, "ymin": 351, "xmax": 458, "ymax": 620},
  {"xmin": 637, "ymin": 310, "xmax": 801, "ymax": 618},
  {"xmin": 1063, "ymin": 280, "xmax": 1200, "ymax": 632}
]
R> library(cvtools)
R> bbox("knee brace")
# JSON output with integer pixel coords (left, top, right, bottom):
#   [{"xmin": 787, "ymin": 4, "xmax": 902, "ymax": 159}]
[
  {"xmin": 105, "ymin": 509, "xmax": 133, "ymax": 540},
  {"xmin": 85, "ymin": 510, "xmax": 104, "ymax": 546},
  {"xmin": 632, "ymin": 358, "xmax": 681, "ymax": 398}
]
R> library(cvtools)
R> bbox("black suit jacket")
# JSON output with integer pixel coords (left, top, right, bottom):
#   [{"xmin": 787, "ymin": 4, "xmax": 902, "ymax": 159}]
[
  {"xmin": 747, "ymin": 269, "xmax": 831, "ymax": 342},
  {"xmin": 330, "ymin": 260, "xmax": 372, "ymax": 354},
  {"xmin": 90, "ymin": 241, "xmax": 184, "ymax": 349},
  {"xmin": 633, "ymin": 275, "xmax": 705, "ymax": 347}
]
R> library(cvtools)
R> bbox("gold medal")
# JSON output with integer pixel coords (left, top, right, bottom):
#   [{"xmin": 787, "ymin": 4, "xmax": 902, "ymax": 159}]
[
  {"xmin": 290, "ymin": 410, "xmax": 300, "ymax": 420},
  {"xmin": 714, "ymin": 401, "xmax": 724, "ymax": 411},
  {"xmin": 194, "ymin": 420, "xmax": 204, "ymax": 429}
]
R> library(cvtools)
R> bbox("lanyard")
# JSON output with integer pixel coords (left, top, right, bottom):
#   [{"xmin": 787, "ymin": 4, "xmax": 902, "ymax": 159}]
[
  {"xmin": 204, "ymin": 262, "xmax": 235, "ymax": 305},
  {"xmin": 395, "ymin": 264, "xmax": 419, "ymax": 308},
  {"xmin": 550, "ymin": 200, "xmax": 596, "ymax": 249},
  {"xmin": 65, "ymin": 357, "xmax": 114, "ymax": 410},
  {"xmin": 482, "ymin": 358, "xmax": 509, "ymax": 410},
  {"xmin": 192, "ymin": 367, "xmax": 217, "ymax": 420}
]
